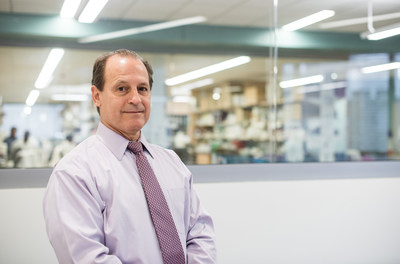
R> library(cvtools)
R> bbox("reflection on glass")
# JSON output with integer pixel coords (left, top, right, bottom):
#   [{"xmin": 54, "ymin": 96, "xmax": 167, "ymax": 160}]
[
  {"xmin": 0, "ymin": 102, "xmax": 98, "ymax": 168},
  {"xmin": 1, "ymin": 0, "xmax": 400, "ymax": 168},
  {"xmin": 1, "ymin": 51, "xmax": 400, "ymax": 167},
  {"xmin": 1, "ymin": 50, "xmax": 400, "ymax": 167}
]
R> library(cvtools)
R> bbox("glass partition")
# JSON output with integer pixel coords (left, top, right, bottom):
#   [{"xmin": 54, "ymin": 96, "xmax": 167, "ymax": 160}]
[{"xmin": 0, "ymin": 0, "xmax": 399, "ymax": 168}]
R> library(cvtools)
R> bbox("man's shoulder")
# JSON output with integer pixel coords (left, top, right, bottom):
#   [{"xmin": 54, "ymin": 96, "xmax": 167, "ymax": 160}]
[{"xmin": 69, "ymin": 134, "xmax": 99, "ymax": 152}]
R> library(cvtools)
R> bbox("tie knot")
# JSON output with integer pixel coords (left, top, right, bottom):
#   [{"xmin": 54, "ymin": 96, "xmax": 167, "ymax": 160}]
[{"xmin": 127, "ymin": 141, "xmax": 143, "ymax": 154}]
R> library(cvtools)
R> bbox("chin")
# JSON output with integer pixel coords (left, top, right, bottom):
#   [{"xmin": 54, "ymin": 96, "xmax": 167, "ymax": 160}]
[{"xmin": 126, "ymin": 123, "xmax": 145, "ymax": 132}]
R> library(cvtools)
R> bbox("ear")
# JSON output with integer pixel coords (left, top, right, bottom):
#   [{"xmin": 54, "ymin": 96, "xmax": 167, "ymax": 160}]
[{"xmin": 91, "ymin": 85, "xmax": 101, "ymax": 107}]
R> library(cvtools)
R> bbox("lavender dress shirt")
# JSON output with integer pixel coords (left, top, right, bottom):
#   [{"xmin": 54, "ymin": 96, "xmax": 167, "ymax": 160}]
[{"xmin": 43, "ymin": 122, "xmax": 217, "ymax": 264}]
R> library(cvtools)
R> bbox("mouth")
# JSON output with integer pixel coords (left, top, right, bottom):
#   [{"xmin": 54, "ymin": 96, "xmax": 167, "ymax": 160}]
[
  {"xmin": 124, "ymin": 111, "xmax": 143, "ymax": 114},
  {"xmin": 123, "ymin": 109, "xmax": 144, "ymax": 114}
]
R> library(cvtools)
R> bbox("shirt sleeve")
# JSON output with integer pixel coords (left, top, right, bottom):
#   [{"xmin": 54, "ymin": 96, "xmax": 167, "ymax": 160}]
[
  {"xmin": 43, "ymin": 166, "xmax": 122, "ymax": 264},
  {"xmin": 186, "ymin": 175, "xmax": 217, "ymax": 264}
]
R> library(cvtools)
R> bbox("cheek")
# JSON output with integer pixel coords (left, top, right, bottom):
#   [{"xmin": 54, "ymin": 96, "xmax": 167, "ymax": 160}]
[
  {"xmin": 104, "ymin": 98, "xmax": 124, "ymax": 116},
  {"xmin": 144, "ymin": 99, "xmax": 151, "ymax": 116}
]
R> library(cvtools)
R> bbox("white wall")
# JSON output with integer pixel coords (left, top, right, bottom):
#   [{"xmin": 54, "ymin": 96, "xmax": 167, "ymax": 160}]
[
  {"xmin": 1, "ymin": 176, "xmax": 400, "ymax": 264},
  {"xmin": 196, "ymin": 178, "xmax": 400, "ymax": 264},
  {"xmin": 0, "ymin": 188, "xmax": 57, "ymax": 263}
]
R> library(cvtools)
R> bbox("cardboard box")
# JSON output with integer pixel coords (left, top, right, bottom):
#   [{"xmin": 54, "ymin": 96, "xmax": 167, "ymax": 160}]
[
  {"xmin": 244, "ymin": 84, "xmax": 266, "ymax": 106},
  {"xmin": 215, "ymin": 87, "xmax": 232, "ymax": 109},
  {"xmin": 196, "ymin": 153, "xmax": 211, "ymax": 164},
  {"xmin": 166, "ymin": 101, "xmax": 192, "ymax": 115}
]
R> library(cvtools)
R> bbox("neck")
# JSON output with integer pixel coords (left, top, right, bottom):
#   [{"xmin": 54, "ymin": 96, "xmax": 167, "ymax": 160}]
[
  {"xmin": 101, "ymin": 122, "xmax": 141, "ymax": 142},
  {"xmin": 122, "ymin": 130, "xmax": 141, "ymax": 142}
]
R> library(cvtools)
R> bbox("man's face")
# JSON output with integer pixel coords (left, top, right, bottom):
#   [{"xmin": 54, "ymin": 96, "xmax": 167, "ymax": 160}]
[{"xmin": 91, "ymin": 55, "xmax": 151, "ymax": 141}]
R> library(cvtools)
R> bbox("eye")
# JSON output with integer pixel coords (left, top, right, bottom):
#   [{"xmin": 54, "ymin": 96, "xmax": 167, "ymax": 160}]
[
  {"xmin": 117, "ymin": 86, "xmax": 128, "ymax": 92},
  {"xmin": 138, "ymin": 86, "xmax": 149, "ymax": 92}
]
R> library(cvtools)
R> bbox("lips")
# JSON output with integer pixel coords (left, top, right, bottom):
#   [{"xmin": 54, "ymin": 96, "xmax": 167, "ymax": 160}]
[{"xmin": 123, "ymin": 109, "xmax": 144, "ymax": 114}]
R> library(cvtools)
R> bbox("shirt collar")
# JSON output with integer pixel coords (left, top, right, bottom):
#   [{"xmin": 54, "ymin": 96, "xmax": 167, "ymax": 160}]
[
  {"xmin": 96, "ymin": 122, "xmax": 154, "ymax": 160},
  {"xmin": 137, "ymin": 133, "xmax": 154, "ymax": 159}
]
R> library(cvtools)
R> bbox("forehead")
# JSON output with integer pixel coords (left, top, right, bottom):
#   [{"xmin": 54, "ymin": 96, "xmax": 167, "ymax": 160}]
[
  {"xmin": 106, "ymin": 54, "xmax": 142, "ymax": 70},
  {"xmin": 104, "ymin": 55, "xmax": 148, "ymax": 81}
]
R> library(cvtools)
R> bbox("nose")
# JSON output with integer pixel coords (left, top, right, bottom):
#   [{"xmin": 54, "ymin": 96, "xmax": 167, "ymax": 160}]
[{"xmin": 128, "ymin": 89, "xmax": 142, "ymax": 105}]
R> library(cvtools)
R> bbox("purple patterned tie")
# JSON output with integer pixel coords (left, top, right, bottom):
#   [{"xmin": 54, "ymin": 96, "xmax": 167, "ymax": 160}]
[{"xmin": 128, "ymin": 142, "xmax": 186, "ymax": 264}]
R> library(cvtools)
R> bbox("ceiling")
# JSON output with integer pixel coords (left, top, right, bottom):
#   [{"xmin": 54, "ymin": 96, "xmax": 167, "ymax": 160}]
[
  {"xmin": 2, "ymin": 0, "xmax": 399, "ymax": 30},
  {"xmin": 0, "ymin": 0, "xmax": 399, "ymax": 105}
]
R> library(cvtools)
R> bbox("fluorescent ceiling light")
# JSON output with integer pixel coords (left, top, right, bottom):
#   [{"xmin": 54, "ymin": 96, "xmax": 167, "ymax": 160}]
[
  {"xmin": 165, "ymin": 56, "xmax": 251, "ymax": 86},
  {"xmin": 26, "ymin": 90, "xmax": 40, "ymax": 106},
  {"xmin": 35, "ymin": 48, "xmax": 65, "ymax": 89},
  {"xmin": 361, "ymin": 22, "xmax": 400, "ymax": 40},
  {"xmin": 298, "ymin": 81, "xmax": 347, "ymax": 93},
  {"xmin": 78, "ymin": 0, "xmax": 108, "ymax": 23},
  {"xmin": 175, "ymin": 79, "xmax": 214, "ymax": 90},
  {"xmin": 282, "ymin": 10, "xmax": 335, "ymax": 31},
  {"xmin": 60, "ymin": 0, "xmax": 82, "ymax": 18},
  {"xmin": 319, "ymin": 12, "xmax": 400, "ymax": 29},
  {"xmin": 279, "ymin": 75, "xmax": 324, "ymax": 88},
  {"xmin": 361, "ymin": 62, "xmax": 400, "ymax": 74},
  {"xmin": 51, "ymin": 94, "xmax": 89, "ymax": 101},
  {"xmin": 78, "ymin": 16, "xmax": 206, "ymax": 43},
  {"xmin": 170, "ymin": 79, "xmax": 214, "ymax": 97}
]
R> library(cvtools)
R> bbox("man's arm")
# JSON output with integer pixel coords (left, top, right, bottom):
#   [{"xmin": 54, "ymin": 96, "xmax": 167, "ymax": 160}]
[
  {"xmin": 186, "ymin": 177, "xmax": 217, "ymax": 264},
  {"xmin": 43, "ymin": 168, "xmax": 122, "ymax": 264}
]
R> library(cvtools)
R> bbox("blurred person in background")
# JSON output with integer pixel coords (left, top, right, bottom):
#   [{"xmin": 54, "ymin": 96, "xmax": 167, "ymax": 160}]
[
  {"xmin": 3, "ymin": 126, "xmax": 17, "ymax": 164},
  {"xmin": 11, "ymin": 130, "xmax": 40, "ymax": 168}
]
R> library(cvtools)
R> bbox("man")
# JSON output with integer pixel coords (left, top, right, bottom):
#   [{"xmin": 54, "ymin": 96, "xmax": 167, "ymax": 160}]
[{"xmin": 43, "ymin": 49, "xmax": 217, "ymax": 263}]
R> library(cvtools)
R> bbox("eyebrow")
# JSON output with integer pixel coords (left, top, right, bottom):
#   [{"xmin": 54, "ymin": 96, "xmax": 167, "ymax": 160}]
[
  {"xmin": 138, "ymin": 82, "xmax": 150, "ymax": 86},
  {"xmin": 113, "ymin": 80, "xmax": 129, "ymax": 86},
  {"xmin": 112, "ymin": 78, "xmax": 149, "ymax": 87}
]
